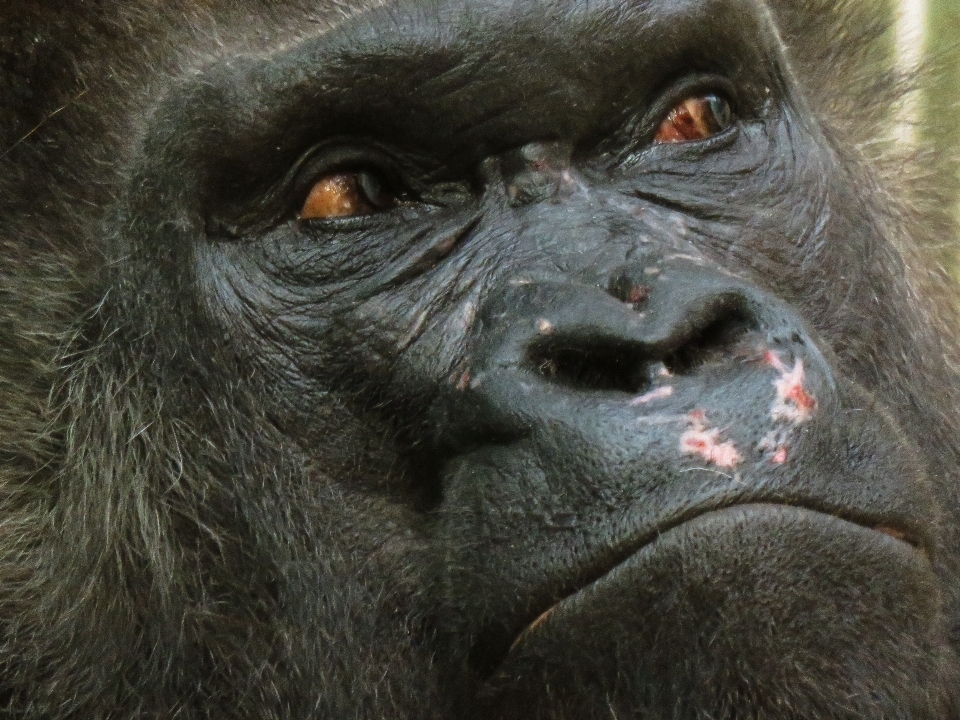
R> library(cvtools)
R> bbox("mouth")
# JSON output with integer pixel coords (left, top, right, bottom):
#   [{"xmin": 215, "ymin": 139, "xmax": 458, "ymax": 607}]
[{"xmin": 471, "ymin": 502, "xmax": 925, "ymax": 675}]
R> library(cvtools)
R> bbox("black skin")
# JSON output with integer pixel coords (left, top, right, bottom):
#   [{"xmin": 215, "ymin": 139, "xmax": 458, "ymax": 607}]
[{"xmin": 1, "ymin": 0, "xmax": 960, "ymax": 718}]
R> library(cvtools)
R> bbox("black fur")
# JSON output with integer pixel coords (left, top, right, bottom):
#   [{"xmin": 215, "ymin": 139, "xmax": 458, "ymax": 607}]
[{"xmin": 1, "ymin": 1, "xmax": 959, "ymax": 718}]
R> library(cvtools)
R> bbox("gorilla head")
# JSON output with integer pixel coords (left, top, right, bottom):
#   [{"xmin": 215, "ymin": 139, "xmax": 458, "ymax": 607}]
[{"xmin": 1, "ymin": 0, "xmax": 959, "ymax": 718}]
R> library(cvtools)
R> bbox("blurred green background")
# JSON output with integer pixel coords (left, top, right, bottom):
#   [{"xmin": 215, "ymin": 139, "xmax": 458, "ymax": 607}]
[
  {"xmin": 924, "ymin": 0, "xmax": 960, "ymax": 217},
  {"xmin": 927, "ymin": 1, "xmax": 960, "ymax": 138}
]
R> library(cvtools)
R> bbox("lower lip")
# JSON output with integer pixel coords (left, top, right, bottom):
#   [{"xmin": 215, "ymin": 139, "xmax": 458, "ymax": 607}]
[{"xmin": 503, "ymin": 503, "xmax": 927, "ymax": 657}]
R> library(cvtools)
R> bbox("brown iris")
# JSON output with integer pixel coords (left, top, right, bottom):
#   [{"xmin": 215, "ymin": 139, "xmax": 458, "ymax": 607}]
[
  {"xmin": 653, "ymin": 94, "xmax": 733, "ymax": 144},
  {"xmin": 299, "ymin": 171, "xmax": 396, "ymax": 220}
]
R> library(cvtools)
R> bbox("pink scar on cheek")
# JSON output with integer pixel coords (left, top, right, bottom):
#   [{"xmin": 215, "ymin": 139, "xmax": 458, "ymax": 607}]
[
  {"xmin": 758, "ymin": 430, "xmax": 790, "ymax": 464},
  {"xmin": 765, "ymin": 350, "xmax": 816, "ymax": 423},
  {"xmin": 626, "ymin": 285, "xmax": 650, "ymax": 304},
  {"xmin": 631, "ymin": 386, "xmax": 674, "ymax": 405},
  {"xmin": 680, "ymin": 411, "xmax": 741, "ymax": 468},
  {"xmin": 449, "ymin": 365, "xmax": 473, "ymax": 391}
]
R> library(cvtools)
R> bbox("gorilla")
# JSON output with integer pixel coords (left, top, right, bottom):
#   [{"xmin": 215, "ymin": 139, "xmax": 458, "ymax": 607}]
[{"xmin": 1, "ymin": 0, "xmax": 959, "ymax": 717}]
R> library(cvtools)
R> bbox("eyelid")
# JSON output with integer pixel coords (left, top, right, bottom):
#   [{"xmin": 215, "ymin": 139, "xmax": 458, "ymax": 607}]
[{"xmin": 295, "ymin": 144, "xmax": 402, "ymax": 195}]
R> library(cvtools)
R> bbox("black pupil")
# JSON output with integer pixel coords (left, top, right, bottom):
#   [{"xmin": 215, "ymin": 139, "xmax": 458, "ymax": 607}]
[{"xmin": 357, "ymin": 171, "xmax": 395, "ymax": 209}]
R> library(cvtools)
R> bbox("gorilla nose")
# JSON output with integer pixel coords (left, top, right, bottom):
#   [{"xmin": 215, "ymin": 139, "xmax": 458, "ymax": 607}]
[
  {"xmin": 525, "ymin": 268, "xmax": 757, "ymax": 395},
  {"xmin": 432, "ymin": 260, "xmax": 801, "ymax": 449},
  {"xmin": 433, "ymin": 261, "xmax": 931, "ymax": 682}
]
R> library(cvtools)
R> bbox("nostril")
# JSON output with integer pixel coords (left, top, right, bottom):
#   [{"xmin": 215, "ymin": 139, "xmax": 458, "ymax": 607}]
[
  {"xmin": 526, "ymin": 338, "xmax": 650, "ymax": 394},
  {"xmin": 608, "ymin": 273, "xmax": 651, "ymax": 308},
  {"xmin": 520, "ymin": 289, "xmax": 758, "ymax": 394},
  {"xmin": 663, "ymin": 304, "xmax": 755, "ymax": 376}
]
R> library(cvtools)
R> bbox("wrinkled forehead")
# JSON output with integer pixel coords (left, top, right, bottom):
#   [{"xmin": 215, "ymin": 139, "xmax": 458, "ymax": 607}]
[
  {"xmin": 177, "ymin": 0, "xmax": 784, "ymax": 161},
  {"xmin": 322, "ymin": 0, "xmax": 778, "ymax": 59}
]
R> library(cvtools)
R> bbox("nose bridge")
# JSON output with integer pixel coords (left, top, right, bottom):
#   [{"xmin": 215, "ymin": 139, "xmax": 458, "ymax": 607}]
[
  {"xmin": 499, "ymin": 141, "xmax": 577, "ymax": 208},
  {"xmin": 491, "ymin": 164, "xmax": 666, "ymax": 287}
]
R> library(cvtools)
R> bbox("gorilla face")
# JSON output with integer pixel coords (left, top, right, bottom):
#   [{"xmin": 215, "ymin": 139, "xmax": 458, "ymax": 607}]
[{"xmin": 2, "ymin": 0, "xmax": 959, "ymax": 718}]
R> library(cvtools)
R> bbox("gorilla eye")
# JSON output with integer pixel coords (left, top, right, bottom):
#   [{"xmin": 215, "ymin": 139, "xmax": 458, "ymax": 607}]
[
  {"xmin": 299, "ymin": 170, "xmax": 398, "ymax": 220},
  {"xmin": 653, "ymin": 94, "xmax": 733, "ymax": 144}
]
